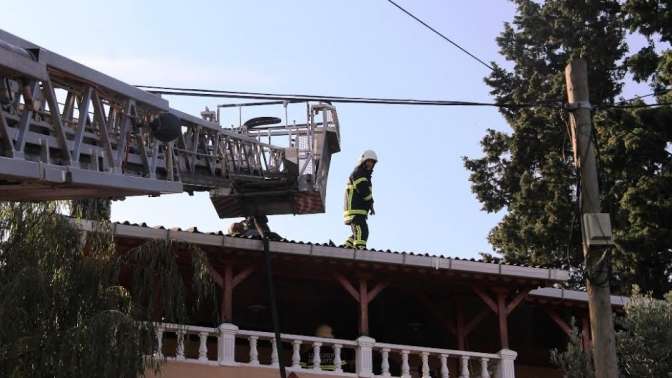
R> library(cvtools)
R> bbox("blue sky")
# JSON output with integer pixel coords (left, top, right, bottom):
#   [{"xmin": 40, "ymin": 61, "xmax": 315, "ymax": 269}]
[{"xmin": 3, "ymin": 1, "xmax": 648, "ymax": 258}]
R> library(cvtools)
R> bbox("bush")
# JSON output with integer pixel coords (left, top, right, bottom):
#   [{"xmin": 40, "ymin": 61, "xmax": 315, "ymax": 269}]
[{"xmin": 552, "ymin": 288, "xmax": 672, "ymax": 378}]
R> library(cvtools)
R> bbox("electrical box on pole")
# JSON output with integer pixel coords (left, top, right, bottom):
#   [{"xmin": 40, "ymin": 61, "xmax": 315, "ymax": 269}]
[{"xmin": 565, "ymin": 58, "xmax": 619, "ymax": 378}]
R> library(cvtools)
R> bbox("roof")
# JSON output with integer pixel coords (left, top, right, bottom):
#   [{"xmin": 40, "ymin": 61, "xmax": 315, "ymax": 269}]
[
  {"xmin": 530, "ymin": 287, "xmax": 629, "ymax": 307},
  {"xmin": 74, "ymin": 219, "xmax": 570, "ymax": 283}
]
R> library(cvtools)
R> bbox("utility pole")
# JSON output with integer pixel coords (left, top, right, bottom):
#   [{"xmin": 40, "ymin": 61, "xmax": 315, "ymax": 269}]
[{"xmin": 564, "ymin": 59, "xmax": 619, "ymax": 378}]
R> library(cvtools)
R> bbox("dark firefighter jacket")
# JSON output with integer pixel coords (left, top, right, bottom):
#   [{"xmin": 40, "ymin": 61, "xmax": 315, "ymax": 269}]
[{"xmin": 344, "ymin": 165, "xmax": 373, "ymax": 223}]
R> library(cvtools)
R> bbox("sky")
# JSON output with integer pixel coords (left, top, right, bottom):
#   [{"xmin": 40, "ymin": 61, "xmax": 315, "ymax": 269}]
[{"xmin": 2, "ymin": 1, "xmax": 649, "ymax": 258}]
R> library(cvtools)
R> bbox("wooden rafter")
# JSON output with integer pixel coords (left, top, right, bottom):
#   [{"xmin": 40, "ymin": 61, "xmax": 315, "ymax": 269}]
[{"xmin": 334, "ymin": 274, "xmax": 388, "ymax": 336}]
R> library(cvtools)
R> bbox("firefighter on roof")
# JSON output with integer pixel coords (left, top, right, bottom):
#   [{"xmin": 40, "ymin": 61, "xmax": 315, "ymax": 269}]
[{"xmin": 343, "ymin": 150, "xmax": 377, "ymax": 249}]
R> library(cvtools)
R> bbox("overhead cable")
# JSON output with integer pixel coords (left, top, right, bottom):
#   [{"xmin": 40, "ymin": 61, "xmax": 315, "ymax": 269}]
[
  {"xmin": 138, "ymin": 85, "xmax": 672, "ymax": 109},
  {"xmin": 384, "ymin": 0, "xmax": 495, "ymax": 71},
  {"xmin": 137, "ymin": 85, "xmax": 558, "ymax": 108}
]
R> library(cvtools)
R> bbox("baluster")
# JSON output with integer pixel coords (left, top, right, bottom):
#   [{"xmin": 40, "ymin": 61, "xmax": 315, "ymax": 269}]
[
  {"xmin": 459, "ymin": 355, "xmax": 470, "ymax": 378},
  {"xmin": 292, "ymin": 340, "xmax": 301, "ymax": 368},
  {"xmin": 198, "ymin": 332, "xmax": 208, "ymax": 362},
  {"xmin": 401, "ymin": 350, "xmax": 410, "ymax": 378},
  {"xmin": 249, "ymin": 336, "xmax": 259, "ymax": 365},
  {"xmin": 480, "ymin": 358, "xmax": 490, "ymax": 378},
  {"xmin": 381, "ymin": 348, "xmax": 391, "ymax": 377},
  {"xmin": 440, "ymin": 354, "xmax": 450, "ymax": 378},
  {"xmin": 422, "ymin": 352, "xmax": 430, "ymax": 378},
  {"xmin": 155, "ymin": 327, "xmax": 164, "ymax": 359},
  {"xmin": 312, "ymin": 342, "xmax": 322, "ymax": 371},
  {"xmin": 334, "ymin": 344, "xmax": 343, "ymax": 373},
  {"xmin": 271, "ymin": 338, "xmax": 279, "ymax": 367},
  {"xmin": 176, "ymin": 330, "xmax": 185, "ymax": 360}
]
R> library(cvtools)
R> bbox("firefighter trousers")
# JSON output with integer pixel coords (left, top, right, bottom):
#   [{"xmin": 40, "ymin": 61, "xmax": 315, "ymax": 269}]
[{"xmin": 344, "ymin": 215, "xmax": 368, "ymax": 249}]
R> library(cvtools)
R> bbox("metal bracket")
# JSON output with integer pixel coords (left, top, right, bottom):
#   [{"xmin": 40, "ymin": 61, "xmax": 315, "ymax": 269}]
[{"xmin": 565, "ymin": 101, "xmax": 593, "ymax": 111}]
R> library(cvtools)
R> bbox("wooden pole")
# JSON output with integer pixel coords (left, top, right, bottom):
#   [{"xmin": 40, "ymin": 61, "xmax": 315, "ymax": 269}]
[
  {"xmin": 359, "ymin": 279, "xmax": 369, "ymax": 336},
  {"xmin": 496, "ymin": 291, "xmax": 509, "ymax": 349},
  {"xmin": 223, "ymin": 265, "xmax": 233, "ymax": 322},
  {"xmin": 565, "ymin": 58, "xmax": 619, "ymax": 378},
  {"xmin": 456, "ymin": 299, "xmax": 466, "ymax": 350}
]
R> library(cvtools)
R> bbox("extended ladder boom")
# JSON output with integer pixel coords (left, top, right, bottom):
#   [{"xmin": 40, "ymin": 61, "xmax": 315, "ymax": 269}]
[{"xmin": 0, "ymin": 30, "xmax": 340, "ymax": 217}]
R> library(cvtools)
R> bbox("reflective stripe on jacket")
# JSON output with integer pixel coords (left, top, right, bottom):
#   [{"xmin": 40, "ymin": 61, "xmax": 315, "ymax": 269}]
[{"xmin": 344, "ymin": 166, "xmax": 373, "ymax": 222}]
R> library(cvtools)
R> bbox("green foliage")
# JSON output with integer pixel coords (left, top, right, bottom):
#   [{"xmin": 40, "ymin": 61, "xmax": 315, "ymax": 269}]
[
  {"xmin": 616, "ymin": 288, "xmax": 672, "ymax": 377},
  {"xmin": 118, "ymin": 239, "xmax": 217, "ymax": 324},
  {"xmin": 552, "ymin": 289, "xmax": 672, "ymax": 378},
  {"xmin": 0, "ymin": 202, "xmax": 156, "ymax": 377},
  {"xmin": 71, "ymin": 199, "xmax": 111, "ymax": 221},
  {"xmin": 550, "ymin": 323, "xmax": 594, "ymax": 378},
  {"xmin": 0, "ymin": 202, "xmax": 216, "ymax": 377},
  {"xmin": 464, "ymin": 0, "xmax": 672, "ymax": 296}
]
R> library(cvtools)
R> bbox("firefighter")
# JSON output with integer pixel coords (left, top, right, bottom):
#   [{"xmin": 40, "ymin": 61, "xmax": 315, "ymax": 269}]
[{"xmin": 343, "ymin": 150, "xmax": 377, "ymax": 249}]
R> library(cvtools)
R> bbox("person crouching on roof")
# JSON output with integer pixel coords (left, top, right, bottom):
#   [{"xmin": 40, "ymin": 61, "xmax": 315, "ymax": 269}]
[{"xmin": 343, "ymin": 150, "xmax": 377, "ymax": 249}]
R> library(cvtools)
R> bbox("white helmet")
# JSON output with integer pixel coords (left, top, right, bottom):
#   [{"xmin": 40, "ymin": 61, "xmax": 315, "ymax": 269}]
[{"xmin": 357, "ymin": 150, "xmax": 378, "ymax": 166}]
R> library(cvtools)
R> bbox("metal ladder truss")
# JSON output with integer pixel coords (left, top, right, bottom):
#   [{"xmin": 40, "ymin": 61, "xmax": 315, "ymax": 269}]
[{"xmin": 0, "ymin": 30, "xmax": 340, "ymax": 217}]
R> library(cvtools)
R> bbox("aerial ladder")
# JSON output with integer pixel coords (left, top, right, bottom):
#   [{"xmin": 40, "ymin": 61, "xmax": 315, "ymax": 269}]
[{"xmin": 0, "ymin": 30, "xmax": 341, "ymax": 218}]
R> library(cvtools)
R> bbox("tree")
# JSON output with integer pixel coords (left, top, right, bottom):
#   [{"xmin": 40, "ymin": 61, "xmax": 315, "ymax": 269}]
[
  {"xmin": 464, "ymin": 0, "xmax": 672, "ymax": 296},
  {"xmin": 551, "ymin": 289, "xmax": 672, "ymax": 378},
  {"xmin": 0, "ymin": 202, "xmax": 216, "ymax": 377}
]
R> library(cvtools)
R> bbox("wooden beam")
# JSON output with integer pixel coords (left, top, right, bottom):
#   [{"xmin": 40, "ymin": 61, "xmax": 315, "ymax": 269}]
[
  {"xmin": 473, "ymin": 287, "xmax": 498, "ymax": 313},
  {"xmin": 464, "ymin": 308, "xmax": 490, "ymax": 336},
  {"xmin": 456, "ymin": 299, "xmax": 466, "ymax": 350},
  {"xmin": 544, "ymin": 307, "xmax": 572, "ymax": 337},
  {"xmin": 223, "ymin": 265, "xmax": 233, "ymax": 322},
  {"xmin": 582, "ymin": 316, "xmax": 592, "ymax": 351},
  {"xmin": 506, "ymin": 290, "xmax": 529, "ymax": 315},
  {"xmin": 359, "ymin": 279, "xmax": 369, "ymax": 335},
  {"xmin": 496, "ymin": 291, "xmax": 509, "ymax": 349},
  {"xmin": 367, "ymin": 282, "xmax": 388, "ymax": 304},
  {"xmin": 205, "ymin": 260, "xmax": 224, "ymax": 287},
  {"xmin": 232, "ymin": 266, "xmax": 255, "ymax": 288},
  {"xmin": 335, "ymin": 274, "xmax": 360, "ymax": 302}
]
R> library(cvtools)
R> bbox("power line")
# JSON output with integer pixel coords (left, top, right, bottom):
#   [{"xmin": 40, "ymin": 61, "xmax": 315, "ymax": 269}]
[
  {"xmin": 616, "ymin": 87, "xmax": 672, "ymax": 103},
  {"xmin": 137, "ymin": 84, "xmax": 558, "ymax": 108},
  {"xmin": 137, "ymin": 85, "xmax": 672, "ymax": 109},
  {"xmin": 596, "ymin": 102, "xmax": 672, "ymax": 109},
  {"xmin": 384, "ymin": 0, "xmax": 495, "ymax": 71}
]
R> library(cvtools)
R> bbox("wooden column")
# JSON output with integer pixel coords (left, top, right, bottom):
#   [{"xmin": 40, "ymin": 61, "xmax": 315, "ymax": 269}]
[
  {"xmin": 335, "ymin": 274, "xmax": 387, "ymax": 336},
  {"xmin": 207, "ymin": 261, "xmax": 255, "ymax": 323},
  {"xmin": 359, "ymin": 279, "xmax": 369, "ymax": 335},
  {"xmin": 456, "ymin": 299, "xmax": 466, "ymax": 350},
  {"xmin": 496, "ymin": 290, "xmax": 509, "ymax": 349},
  {"xmin": 473, "ymin": 287, "xmax": 529, "ymax": 350},
  {"xmin": 223, "ymin": 265, "xmax": 233, "ymax": 322}
]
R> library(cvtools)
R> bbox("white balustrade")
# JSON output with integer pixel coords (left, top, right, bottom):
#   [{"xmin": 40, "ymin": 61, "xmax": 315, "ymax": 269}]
[
  {"xmin": 198, "ymin": 332, "xmax": 208, "ymax": 362},
  {"xmin": 236, "ymin": 329, "xmax": 358, "ymax": 376},
  {"xmin": 155, "ymin": 327, "xmax": 164, "ymax": 359},
  {"xmin": 440, "ymin": 354, "xmax": 449, "ymax": 378},
  {"xmin": 401, "ymin": 350, "xmax": 410, "ymax": 378},
  {"xmin": 480, "ymin": 357, "xmax": 490, "ymax": 378},
  {"xmin": 421, "ymin": 351, "xmax": 430, "ymax": 378},
  {"xmin": 151, "ymin": 323, "xmax": 219, "ymax": 365},
  {"xmin": 312, "ymin": 342, "xmax": 322, "ymax": 371},
  {"xmin": 373, "ymin": 343, "xmax": 503, "ymax": 378},
  {"xmin": 334, "ymin": 344, "xmax": 344, "ymax": 373},
  {"xmin": 460, "ymin": 355, "xmax": 470, "ymax": 378},
  {"xmin": 381, "ymin": 348, "xmax": 391, "ymax": 377},
  {"xmin": 176, "ymin": 330, "xmax": 185, "ymax": 360},
  {"xmin": 249, "ymin": 335, "xmax": 259, "ymax": 365},
  {"xmin": 291, "ymin": 340, "xmax": 301, "ymax": 368},
  {"xmin": 148, "ymin": 322, "xmax": 516, "ymax": 378}
]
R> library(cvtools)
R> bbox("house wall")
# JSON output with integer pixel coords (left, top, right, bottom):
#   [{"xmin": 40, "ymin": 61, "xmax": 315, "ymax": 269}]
[{"xmin": 145, "ymin": 360, "xmax": 563, "ymax": 378}]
